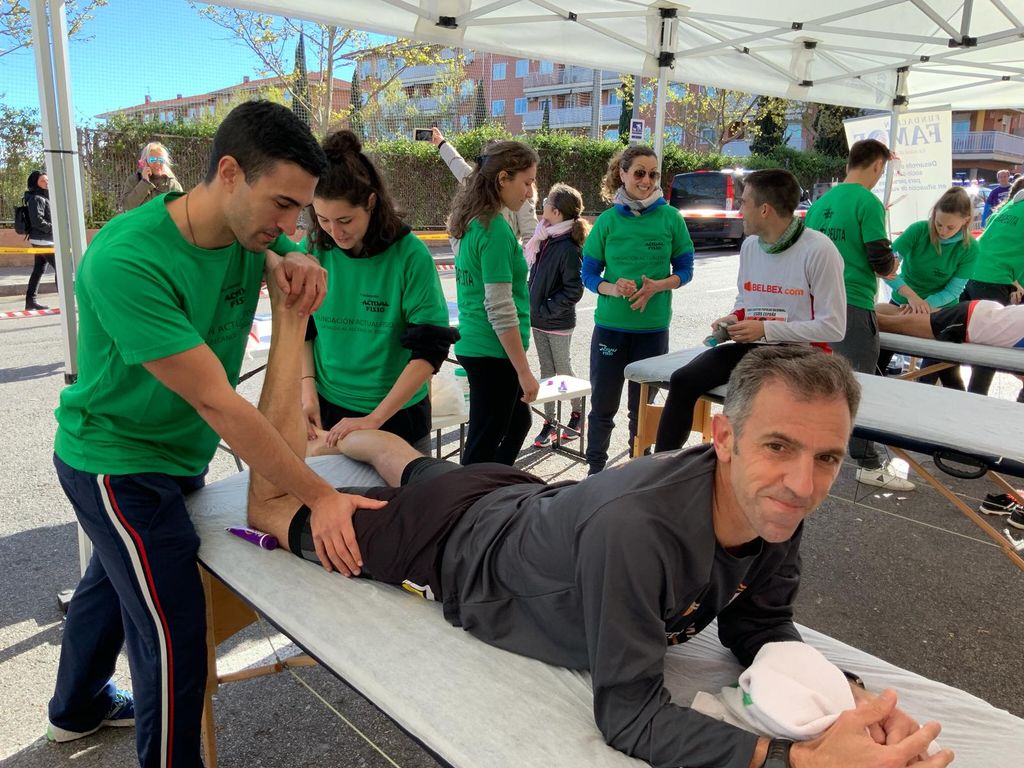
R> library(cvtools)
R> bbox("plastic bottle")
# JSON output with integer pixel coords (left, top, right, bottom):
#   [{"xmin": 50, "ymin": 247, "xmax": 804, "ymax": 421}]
[{"xmin": 454, "ymin": 368, "xmax": 470, "ymax": 415}]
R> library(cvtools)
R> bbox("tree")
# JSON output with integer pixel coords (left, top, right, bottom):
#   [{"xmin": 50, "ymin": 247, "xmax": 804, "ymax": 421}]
[
  {"xmin": 348, "ymin": 68, "xmax": 364, "ymax": 138},
  {"xmin": 811, "ymin": 103, "xmax": 863, "ymax": 155},
  {"xmin": 472, "ymin": 80, "xmax": 486, "ymax": 129},
  {"xmin": 665, "ymin": 84, "xmax": 761, "ymax": 152},
  {"xmin": 291, "ymin": 32, "xmax": 311, "ymax": 126},
  {"xmin": 0, "ymin": 0, "xmax": 107, "ymax": 58},
  {"xmin": 540, "ymin": 99, "xmax": 551, "ymax": 133},
  {"xmin": 0, "ymin": 102, "xmax": 42, "ymax": 219},
  {"xmin": 749, "ymin": 96, "xmax": 788, "ymax": 155},
  {"xmin": 192, "ymin": 5, "xmax": 461, "ymax": 138},
  {"xmin": 617, "ymin": 74, "xmax": 634, "ymax": 143}
]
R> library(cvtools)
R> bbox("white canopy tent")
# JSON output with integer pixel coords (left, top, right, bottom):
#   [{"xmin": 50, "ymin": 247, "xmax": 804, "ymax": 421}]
[{"xmin": 29, "ymin": 0, "xmax": 1024, "ymax": 571}]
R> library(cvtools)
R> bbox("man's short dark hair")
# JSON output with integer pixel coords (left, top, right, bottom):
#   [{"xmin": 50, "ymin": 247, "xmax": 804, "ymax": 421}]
[
  {"xmin": 743, "ymin": 169, "xmax": 801, "ymax": 216},
  {"xmin": 205, "ymin": 100, "xmax": 327, "ymax": 183},
  {"xmin": 846, "ymin": 139, "xmax": 890, "ymax": 171},
  {"xmin": 724, "ymin": 346, "xmax": 860, "ymax": 437}
]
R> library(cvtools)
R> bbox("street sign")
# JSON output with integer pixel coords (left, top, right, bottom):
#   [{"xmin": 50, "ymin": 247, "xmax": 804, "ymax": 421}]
[{"xmin": 629, "ymin": 118, "xmax": 645, "ymax": 143}]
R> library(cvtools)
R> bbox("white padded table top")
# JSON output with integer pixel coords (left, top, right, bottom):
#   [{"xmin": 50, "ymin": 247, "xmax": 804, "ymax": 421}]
[
  {"xmin": 624, "ymin": 348, "xmax": 1024, "ymax": 475},
  {"xmin": 189, "ymin": 456, "xmax": 1024, "ymax": 768},
  {"xmin": 880, "ymin": 332, "xmax": 1024, "ymax": 373}
]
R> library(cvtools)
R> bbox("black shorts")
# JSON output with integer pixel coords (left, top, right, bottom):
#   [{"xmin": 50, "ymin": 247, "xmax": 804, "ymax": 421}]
[
  {"xmin": 929, "ymin": 302, "xmax": 970, "ymax": 344},
  {"xmin": 287, "ymin": 458, "xmax": 543, "ymax": 600}
]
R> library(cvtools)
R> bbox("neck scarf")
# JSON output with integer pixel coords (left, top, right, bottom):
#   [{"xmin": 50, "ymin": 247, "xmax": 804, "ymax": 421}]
[
  {"xmin": 524, "ymin": 218, "xmax": 575, "ymax": 266},
  {"xmin": 613, "ymin": 186, "xmax": 664, "ymax": 216},
  {"xmin": 759, "ymin": 216, "xmax": 805, "ymax": 254}
]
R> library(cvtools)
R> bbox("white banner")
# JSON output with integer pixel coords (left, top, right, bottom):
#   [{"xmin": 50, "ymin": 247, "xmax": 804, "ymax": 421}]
[{"xmin": 843, "ymin": 110, "xmax": 952, "ymax": 235}]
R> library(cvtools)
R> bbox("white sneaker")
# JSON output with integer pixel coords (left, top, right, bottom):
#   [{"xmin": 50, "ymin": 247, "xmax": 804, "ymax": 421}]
[{"xmin": 856, "ymin": 462, "xmax": 915, "ymax": 491}]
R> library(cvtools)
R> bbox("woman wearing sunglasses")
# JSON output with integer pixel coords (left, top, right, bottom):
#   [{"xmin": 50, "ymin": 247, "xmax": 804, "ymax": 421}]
[
  {"xmin": 121, "ymin": 141, "xmax": 182, "ymax": 211},
  {"xmin": 581, "ymin": 146, "xmax": 695, "ymax": 475}
]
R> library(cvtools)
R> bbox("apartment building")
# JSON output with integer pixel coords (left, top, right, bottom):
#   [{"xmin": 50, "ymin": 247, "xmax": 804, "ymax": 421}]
[{"xmin": 952, "ymin": 108, "xmax": 1024, "ymax": 179}]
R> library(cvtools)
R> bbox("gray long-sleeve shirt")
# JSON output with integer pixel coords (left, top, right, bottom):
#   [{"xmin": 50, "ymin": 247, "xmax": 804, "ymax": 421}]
[
  {"xmin": 439, "ymin": 140, "xmax": 537, "ymax": 242},
  {"xmin": 440, "ymin": 446, "xmax": 803, "ymax": 768}
]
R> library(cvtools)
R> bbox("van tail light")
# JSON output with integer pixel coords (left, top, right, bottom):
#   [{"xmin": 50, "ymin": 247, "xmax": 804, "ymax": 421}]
[{"xmin": 725, "ymin": 175, "xmax": 734, "ymax": 210}]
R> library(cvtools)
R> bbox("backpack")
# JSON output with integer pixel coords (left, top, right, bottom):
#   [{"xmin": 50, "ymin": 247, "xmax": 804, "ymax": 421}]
[{"xmin": 13, "ymin": 204, "xmax": 31, "ymax": 237}]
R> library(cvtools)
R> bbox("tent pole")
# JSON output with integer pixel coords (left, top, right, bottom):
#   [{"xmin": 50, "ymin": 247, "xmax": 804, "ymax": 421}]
[
  {"xmin": 883, "ymin": 66, "xmax": 910, "ymax": 224},
  {"xmin": 31, "ymin": 0, "xmax": 92, "ymax": 582},
  {"xmin": 653, "ymin": 8, "xmax": 677, "ymax": 164}
]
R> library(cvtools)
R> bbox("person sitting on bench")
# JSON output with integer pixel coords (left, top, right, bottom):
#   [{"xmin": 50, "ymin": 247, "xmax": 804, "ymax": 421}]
[
  {"xmin": 655, "ymin": 169, "xmax": 846, "ymax": 453},
  {"xmin": 246, "ymin": 283, "xmax": 951, "ymax": 768},
  {"xmin": 877, "ymin": 299, "xmax": 1024, "ymax": 349}
]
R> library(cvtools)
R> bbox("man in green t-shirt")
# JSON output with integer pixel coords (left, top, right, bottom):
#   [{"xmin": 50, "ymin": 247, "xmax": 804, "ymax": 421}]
[
  {"xmin": 47, "ymin": 101, "xmax": 387, "ymax": 768},
  {"xmin": 806, "ymin": 138, "xmax": 913, "ymax": 492}
]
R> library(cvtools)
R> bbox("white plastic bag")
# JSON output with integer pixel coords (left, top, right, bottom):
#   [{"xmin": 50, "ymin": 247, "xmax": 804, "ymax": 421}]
[{"xmin": 430, "ymin": 370, "xmax": 464, "ymax": 417}]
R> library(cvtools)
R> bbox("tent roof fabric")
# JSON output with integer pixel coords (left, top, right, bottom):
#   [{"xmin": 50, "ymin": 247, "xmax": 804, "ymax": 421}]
[{"xmin": 219, "ymin": 0, "xmax": 1024, "ymax": 110}]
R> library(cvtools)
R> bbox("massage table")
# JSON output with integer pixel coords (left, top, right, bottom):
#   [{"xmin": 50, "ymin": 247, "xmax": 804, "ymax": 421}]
[
  {"xmin": 879, "ymin": 331, "xmax": 1024, "ymax": 381},
  {"xmin": 189, "ymin": 456, "xmax": 1024, "ymax": 768},
  {"xmin": 625, "ymin": 347, "xmax": 1024, "ymax": 570}
]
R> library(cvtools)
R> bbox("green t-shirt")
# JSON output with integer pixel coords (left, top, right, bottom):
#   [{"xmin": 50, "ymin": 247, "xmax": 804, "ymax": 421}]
[
  {"xmin": 805, "ymin": 183, "xmax": 888, "ymax": 311},
  {"xmin": 582, "ymin": 203, "xmax": 693, "ymax": 331},
  {"xmin": 272, "ymin": 231, "xmax": 449, "ymax": 413},
  {"xmin": 974, "ymin": 198, "xmax": 1024, "ymax": 284},
  {"xmin": 890, "ymin": 220, "xmax": 978, "ymax": 306},
  {"xmin": 453, "ymin": 216, "xmax": 531, "ymax": 358},
  {"xmin": 54, "ymin": 192, "xmax": 264, "ymax": 476}
]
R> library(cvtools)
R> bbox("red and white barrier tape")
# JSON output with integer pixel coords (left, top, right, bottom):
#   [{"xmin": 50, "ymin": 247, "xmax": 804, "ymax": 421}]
[{"xmin": 1, "ymin": 307, "xmax": 61, "ymax": 320}]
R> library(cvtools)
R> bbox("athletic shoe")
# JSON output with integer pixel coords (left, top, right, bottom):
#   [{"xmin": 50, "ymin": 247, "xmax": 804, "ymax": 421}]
[
  {"xmin": 978, "ymin": 493, "xmax": 1022, "ymax": 516},
  {"xmin": 533, "ymin": 421, "xmax": 555, "ymax": 448},
  {"xmin": 47, "ymin": 688, "xmax": 135, "ymax": 743},
  {"xmin": 560, "ymin": 411, "xmax": 582, "ymax": 442},
  {"xmin": 1008, "ymin": 508, "xmax": 1024, "ymax": 531},
  {"xmin": 856, "ymin": 462, "xmax": 915, "ymax": 491}
]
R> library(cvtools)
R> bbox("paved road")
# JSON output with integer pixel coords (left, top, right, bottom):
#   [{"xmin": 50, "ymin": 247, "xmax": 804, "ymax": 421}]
[{"xmin": 2, "ymin": 245, "xmax": 1022, "ymax": 767}]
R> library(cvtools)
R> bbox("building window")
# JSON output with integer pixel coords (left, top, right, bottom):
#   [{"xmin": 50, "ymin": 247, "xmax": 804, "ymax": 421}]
[
  {"xmin": 460, "ymin": 114, "xmax": 471, "ymax": 131},
  {"xmin": 462, "ymin": 49, "xmax": 474, "ymax": 63},
  {"xmin": 360, "ymin": 61, "xmax": 371, "ymax": 78},
  {"xmin": 492, "ymin": 62, "xmax": 506, "ymax": 80},
  {"xmin": 607, "ymin": 90, "xmax": 620, "ymax": 105},
  {"xmin": 539, "ymin": 60, "xmax": 554, "ymax": 74},
  {"xmin": 514, "ymin": 97, "xmax": 527, "ymax": 115},
  {"xmin": 460, "ymin": 80, "xmax": 474, "ymax": 98},
  {"xmin": 492, "ymin": 99, "xmax": 506, "ymax": 116},
  {"xmin": 515, "ymin": 59, "xmax": 529, "ymax": 78}
]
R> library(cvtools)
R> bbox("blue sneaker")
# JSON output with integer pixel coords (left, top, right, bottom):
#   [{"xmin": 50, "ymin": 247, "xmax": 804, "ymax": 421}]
[{"xmin": 47, "ymin": 688, "xmax": 135, "ymax": 743}]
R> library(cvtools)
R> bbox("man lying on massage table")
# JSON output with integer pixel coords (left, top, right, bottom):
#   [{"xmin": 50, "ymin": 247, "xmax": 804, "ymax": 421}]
[
  {"xmin": 876, "ymin": 299, "xmax": 1023, "ymax": 350},
  {"xmin": 248, "ymin": 287, "xmax": 953, "ymax": 768}
]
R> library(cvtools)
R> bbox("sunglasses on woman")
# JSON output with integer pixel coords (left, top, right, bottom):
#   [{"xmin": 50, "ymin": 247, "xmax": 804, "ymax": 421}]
[
  {"xmin": 630, "ymin": 169, "xmax": 660, "ymax": 181},
  {"xmin": 147, "ymin": 156, "xmax": 167, "ymax": 164}
]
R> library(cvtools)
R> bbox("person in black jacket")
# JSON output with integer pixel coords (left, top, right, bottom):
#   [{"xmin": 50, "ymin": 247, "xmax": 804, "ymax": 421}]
[
  {"xmin": 23, "ymin": 170, "xmax": 58, "ymax": 311},
  {"xmin": 524, "ymin": 183, "xmax": 589, "ymax": 446}
]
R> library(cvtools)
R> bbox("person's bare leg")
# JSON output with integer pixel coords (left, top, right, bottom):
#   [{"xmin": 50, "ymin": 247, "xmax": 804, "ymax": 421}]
[
  {"xmin": 335, "ymin": 429, "xmax": 424, "ymax": 487},
  {"xmin": 246, "ymin": 284, "xmax": 313, "ymax": 545},
  {"xmin": 876, "ymin": 310, "xmax": 935, "ymax": 339}
]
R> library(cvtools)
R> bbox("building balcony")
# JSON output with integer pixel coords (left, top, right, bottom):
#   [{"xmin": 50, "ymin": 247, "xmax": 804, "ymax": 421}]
[
  {"xmin": 952, "ymin": 131, "xmax": 1024, "ymax": 163},
  {"xmin": 523, "ymin": 67, "xmax": 620, "ymax": 95},
  {"xmin": 522, "ymin": 104, "xmax": 620, "ymax": 130}
]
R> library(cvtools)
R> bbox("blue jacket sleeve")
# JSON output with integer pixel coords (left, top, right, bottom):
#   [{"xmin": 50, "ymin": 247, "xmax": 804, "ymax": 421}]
[
  {"xmin": 671, "ymin": 251, "xmax": 694, "ymax": 287},
  {"xmin": 926, "ymin": 277, "xmax": 969, "ymax": 308},
  {"xmin": 582, "ymin": 255, "xmax": 606, "ymax": 294}
]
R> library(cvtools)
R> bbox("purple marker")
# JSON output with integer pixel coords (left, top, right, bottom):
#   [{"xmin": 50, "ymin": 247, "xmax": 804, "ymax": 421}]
[{"xmin": 226, "ymin": 526, "xmax": 278, "ymax": 551}]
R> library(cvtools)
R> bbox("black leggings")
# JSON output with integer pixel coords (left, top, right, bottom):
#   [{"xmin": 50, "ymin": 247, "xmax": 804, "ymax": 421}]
[
  {"xmin": 656, "ymin": 343, "xmax": 756, "ymax": 452},
  {"xmin": 456, "ymin": 354, "xmax": 532, "ymax": 466}
]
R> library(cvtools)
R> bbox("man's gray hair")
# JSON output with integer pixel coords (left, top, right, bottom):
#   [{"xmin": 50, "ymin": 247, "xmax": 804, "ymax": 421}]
[{"xmin": 723, "ymin": 346, "xmax": 860, "ymax": 435}]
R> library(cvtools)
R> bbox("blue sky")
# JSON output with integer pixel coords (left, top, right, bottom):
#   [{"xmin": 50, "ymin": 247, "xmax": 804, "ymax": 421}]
[{"xmin": 1, "ymin": 0, "xmax": 358, "ymax": 124}]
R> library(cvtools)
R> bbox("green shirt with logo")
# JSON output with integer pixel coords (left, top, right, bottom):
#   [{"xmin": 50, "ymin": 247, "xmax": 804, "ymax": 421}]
[
  {"xmin": 973, "ymin": 198, "xmax": 1024, "ymax": 284},
  {"xmin": 273, "ymin": 231, "xmax": 449, "ymax": 413},
  {"xmin": 806, "ymin": 183, "xmax": 888, "ymax": 311},
  {"xmin": 54, "ymin": 192, "xmax": 264, "ymax": 476},
  {"xmin": 453, "ymin": 216, "xmax": 531, "ymax": 358},
  {"xmin": 890, "ymin": 220, "xmax": 978, "ymax": 306},
  {"xmin": 583, "ymin": 203, "xmax": 693, "ymax": 331}
]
